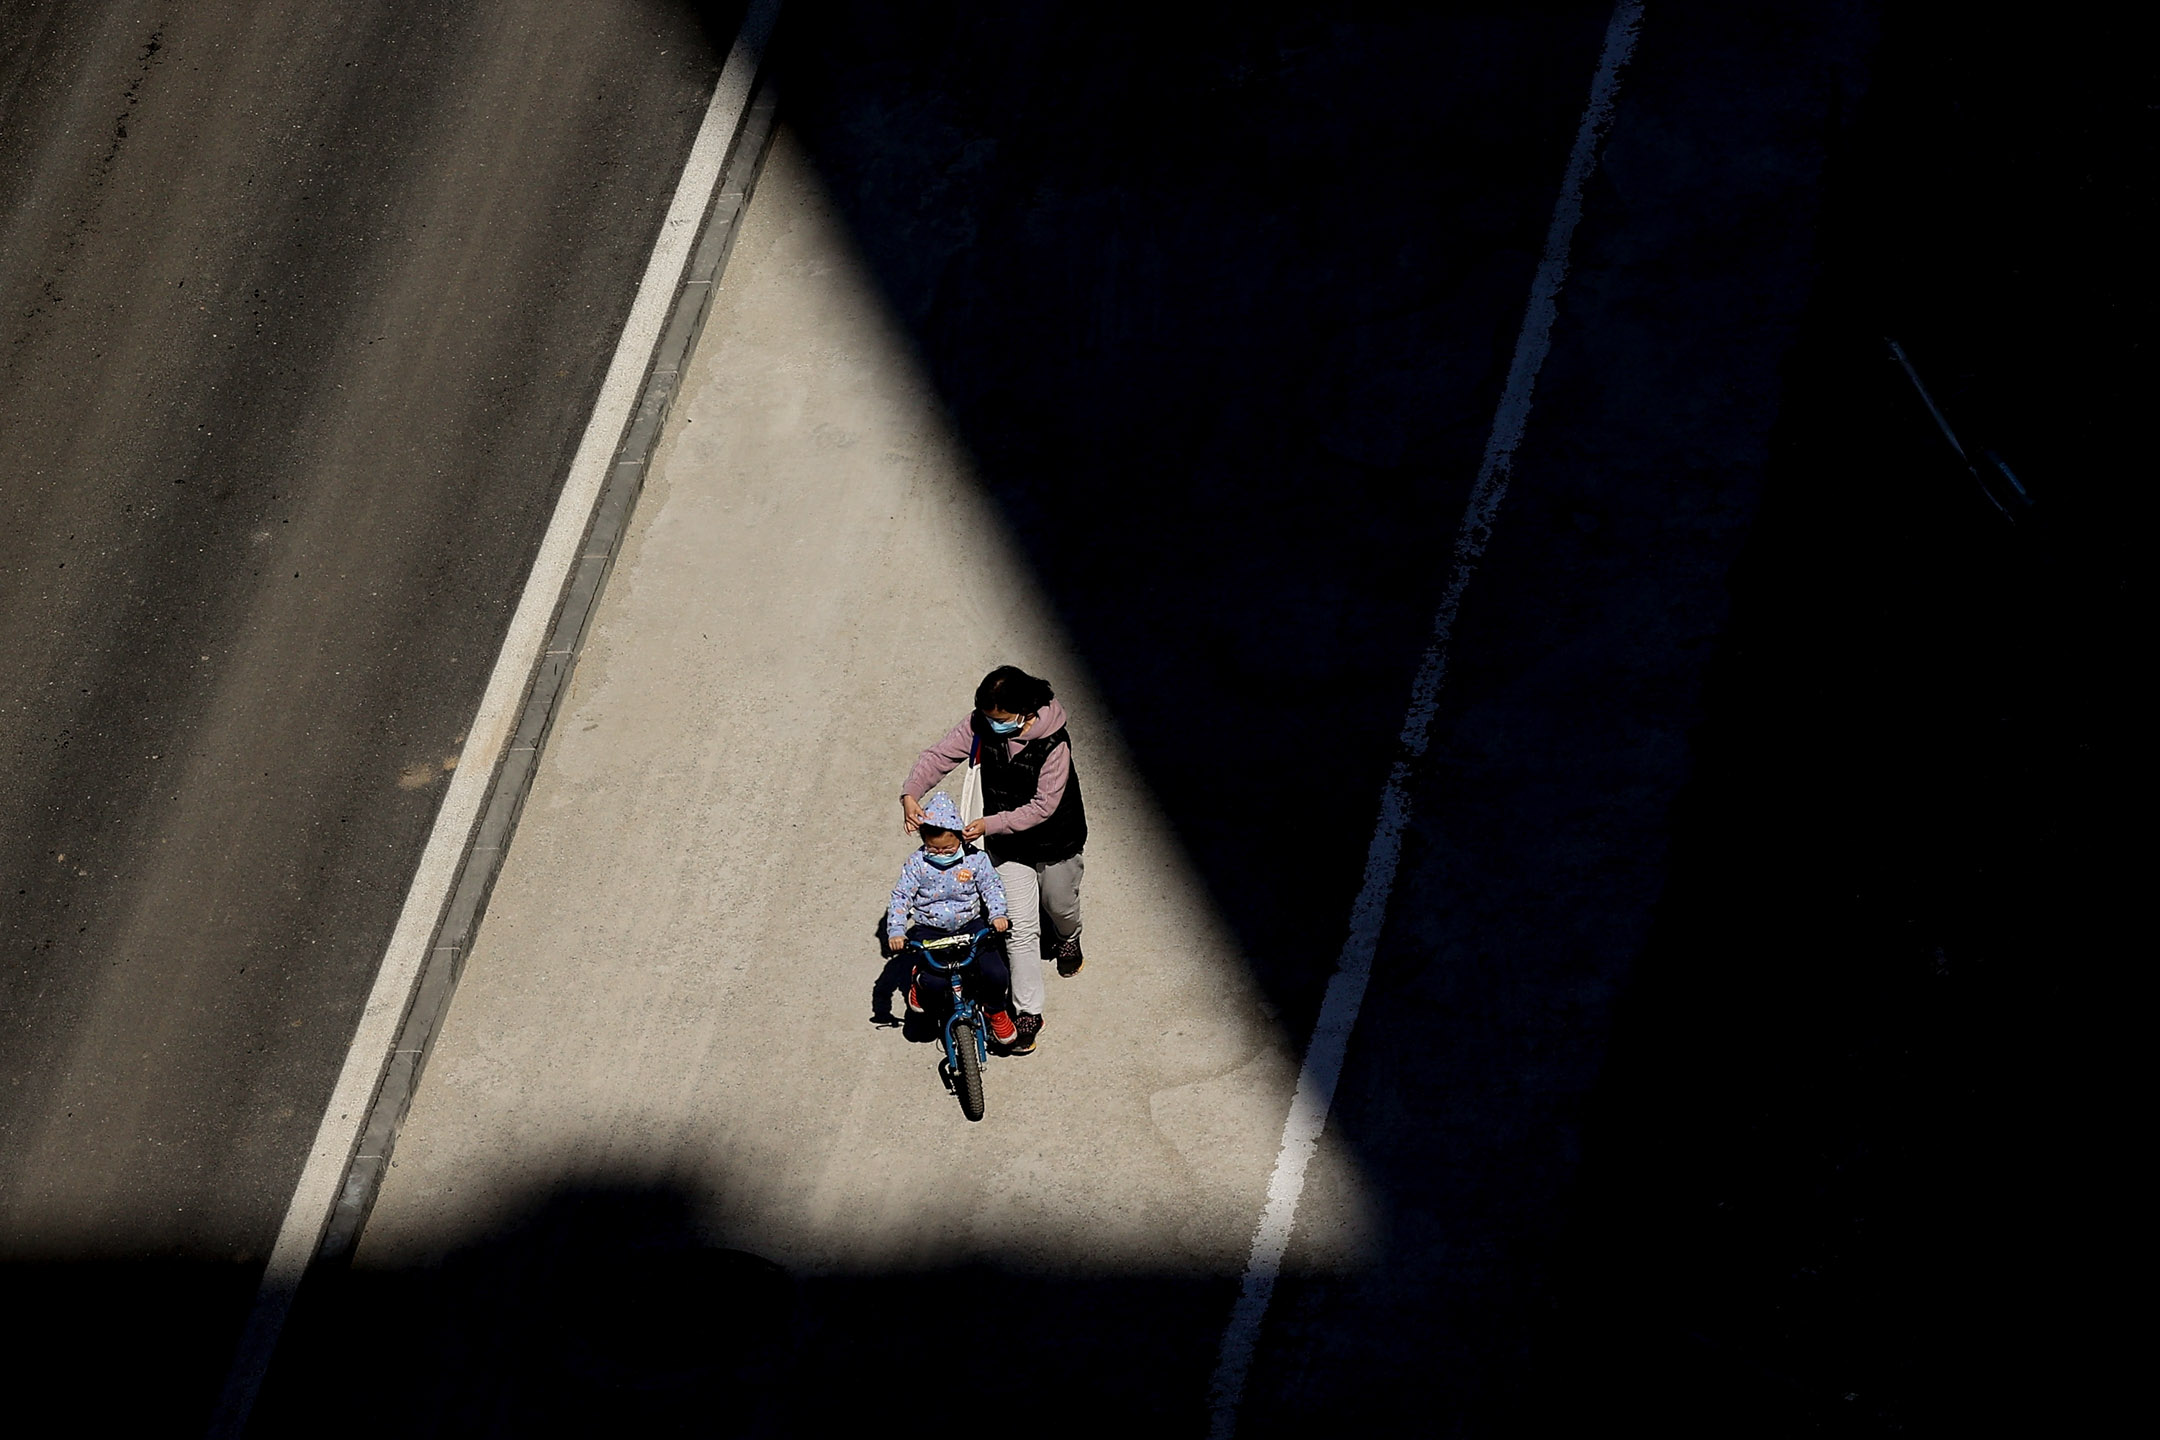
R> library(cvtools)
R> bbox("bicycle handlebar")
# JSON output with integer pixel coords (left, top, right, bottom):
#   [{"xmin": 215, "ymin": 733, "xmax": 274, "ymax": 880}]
[{"xmin": 905, "ymin": 926, "xmax": 997, "ymax": 970}]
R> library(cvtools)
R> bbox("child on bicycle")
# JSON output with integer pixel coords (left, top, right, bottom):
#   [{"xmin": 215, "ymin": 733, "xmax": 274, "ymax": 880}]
[{"xmin": 887, "ymin": 792, "xmax": 1016, "ymax": 1044}]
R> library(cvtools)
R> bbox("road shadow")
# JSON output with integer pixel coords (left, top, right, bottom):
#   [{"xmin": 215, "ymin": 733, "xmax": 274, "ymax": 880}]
[
  {"xmin": 773, "ymin": 0, "xmax": 1618, "ymax": 1034},
  {"xmin": 1524, "ymin": 7, "xmax": 2141, "ymax": 1435},
  {"xmin": 241, "ymin": 1180, "xmax": 1227, "ymax": 1439},
  {"xmin": 0, "ymin": 1254, "xmax": 257, "ymax": 1433},
  {"xmin": 758, "ymin": 1, "xmax": 1877, "ymax": 1430},
  {"xmin": 753, "ymin": 0, "xmax": 2132, "ymax": 1432}
]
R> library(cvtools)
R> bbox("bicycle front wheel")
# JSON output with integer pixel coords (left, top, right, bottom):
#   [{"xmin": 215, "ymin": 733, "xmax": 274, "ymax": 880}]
[{"xmin": 951, "ymin": 1020, "xmax": 985, "ymax": 1121}]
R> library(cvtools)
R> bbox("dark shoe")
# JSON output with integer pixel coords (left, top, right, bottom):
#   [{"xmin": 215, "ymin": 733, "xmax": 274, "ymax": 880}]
[
  {"xmin": 1010, "ymin": 1012, "xmax": 1042, "ymax": 1055},
  {"xmin": 1054, "ymin": 936, "xmax": 1084, "ymax": 977},
  {"xmin": 985, "ymin": 1009, "xmax": 1018, "ymax": 1045}
]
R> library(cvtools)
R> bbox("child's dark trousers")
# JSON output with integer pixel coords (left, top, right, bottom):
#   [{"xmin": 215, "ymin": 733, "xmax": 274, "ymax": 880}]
[{"xmin": 905, "ymin": 922, "xmax": 1011, "ymax": 1012}]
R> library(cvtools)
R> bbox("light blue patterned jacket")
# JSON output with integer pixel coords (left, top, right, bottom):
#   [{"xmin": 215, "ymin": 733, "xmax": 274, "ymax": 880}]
[{"xmin": 888, "ymin": 846, "xmax": 1008, "ymax": 936}]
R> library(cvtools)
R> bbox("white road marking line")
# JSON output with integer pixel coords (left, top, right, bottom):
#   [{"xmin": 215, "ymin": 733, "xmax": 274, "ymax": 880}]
[
  {"xmin": 1205, "ymin": 4, "xmax": 1644, "ymax": 1432},
  {"xmin": 203, "ymin": 4, "xmax": 782, "ymax": 1434}
]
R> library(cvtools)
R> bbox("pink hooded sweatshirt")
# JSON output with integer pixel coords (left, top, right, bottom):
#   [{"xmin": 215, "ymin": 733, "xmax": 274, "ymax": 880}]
[{"xmin": 902, "ymin": 699, "xmax": 1072, "ymax": 838}]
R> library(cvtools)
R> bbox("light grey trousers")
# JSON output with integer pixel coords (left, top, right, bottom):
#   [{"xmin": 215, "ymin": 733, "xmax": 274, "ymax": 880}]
[{"xmin": 993, "ymin": 852, "xmax": 1083, "ymax": 1016}]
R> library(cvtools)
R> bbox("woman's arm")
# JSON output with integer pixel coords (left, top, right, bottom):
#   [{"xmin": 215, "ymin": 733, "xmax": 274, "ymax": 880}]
[{"xmin": 900, "ymin": 715, "xmax": 975, "ymax": 804}]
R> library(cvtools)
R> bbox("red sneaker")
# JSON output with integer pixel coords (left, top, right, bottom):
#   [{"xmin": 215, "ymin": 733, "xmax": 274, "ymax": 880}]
[
  {"xmin": 985, "ymin": 1009, "xmax": 1018, "ymax": 1045},
  {"xmin": 906, "ymin": 975, "xmax": 924, "ymax": 1013}
]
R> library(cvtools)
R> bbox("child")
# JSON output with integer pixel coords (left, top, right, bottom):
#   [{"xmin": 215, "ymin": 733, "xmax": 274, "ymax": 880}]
[{"xmin": 887, "ymin": 792, "xmax": 1016, "ymax": 1045}]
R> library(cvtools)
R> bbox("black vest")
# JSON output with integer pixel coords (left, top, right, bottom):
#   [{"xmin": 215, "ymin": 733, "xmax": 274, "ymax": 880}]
[{"xmin": 973, "ymin": 715, "xmax": 1088, "ymax": 866}]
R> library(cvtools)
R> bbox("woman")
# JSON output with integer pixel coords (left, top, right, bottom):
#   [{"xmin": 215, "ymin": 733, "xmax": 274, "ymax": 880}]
[{"xmin": 899, "ymin": 665, "xmax": 1087, "ymax": 1055}]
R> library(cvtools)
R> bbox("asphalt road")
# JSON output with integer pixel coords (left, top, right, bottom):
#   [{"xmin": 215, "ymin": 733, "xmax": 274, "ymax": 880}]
[
  {"xmin": 1535, "ymin": 11, "xmax": 2145, "ymax": 1433},
  {"xmin": 0, "ymin": 0, "xmax": 737, "ymax": 1423}
]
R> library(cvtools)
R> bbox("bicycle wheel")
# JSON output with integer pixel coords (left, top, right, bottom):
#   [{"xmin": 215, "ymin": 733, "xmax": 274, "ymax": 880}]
[{"xmin": 951, "ymin": 1020, "xmax": 985, "ymax": 1121}]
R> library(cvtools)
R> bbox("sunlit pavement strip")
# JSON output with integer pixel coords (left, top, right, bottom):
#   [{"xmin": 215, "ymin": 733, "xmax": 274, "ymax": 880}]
[
  {"xmin": 1206, "ymin": 3, "xmax": 1644, "ymax": 1433},
  {"xmin": 354, "ymin": 129, "xmax": 1331, "ymax": 1297}
]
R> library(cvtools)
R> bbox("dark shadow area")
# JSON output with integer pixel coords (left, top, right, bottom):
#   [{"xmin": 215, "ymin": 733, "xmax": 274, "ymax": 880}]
[
  {"xmin": 754, "ymin": 0, "xmax": 2134, "ymax": 1429},
  {"xmin": 777, "ymin": 0, "xmax": 1618, "ymax": 1032},
  {"xmin": 869, "ymin": 947, "xmax": 915, "ymax": 1028},
  {"xmin": 244, "ymin": 1181, "xmax": 1230, "ymax": 1439},
  {"xmin": 0, "ymin": 1256, "xmax": 257, "ymax": 1432},
  {"xmin": 1531, "ymin": 9, "xmax": 2144, "ymax": 1435},
  {"xmin": 771, "ymin": 0, "xmax": 1889, "ymax": 1429}
]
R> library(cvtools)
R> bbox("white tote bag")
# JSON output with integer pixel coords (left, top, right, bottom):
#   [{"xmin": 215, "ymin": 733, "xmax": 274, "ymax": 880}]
[{"xmin": 958, "ymin": 735, "xmax": 985, "ymax": 826}]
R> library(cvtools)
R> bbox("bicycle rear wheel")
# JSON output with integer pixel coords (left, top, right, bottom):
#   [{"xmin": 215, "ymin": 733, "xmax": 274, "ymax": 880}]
[{"xmin": 951, "ymin": 1020, "xmax": 985, "ymax": 1121}]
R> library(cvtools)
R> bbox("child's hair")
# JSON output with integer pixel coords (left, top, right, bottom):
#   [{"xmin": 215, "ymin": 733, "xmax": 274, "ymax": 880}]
[{"xmin": 919, "ymin": 824, "xmax": 958, "ymax": 843}]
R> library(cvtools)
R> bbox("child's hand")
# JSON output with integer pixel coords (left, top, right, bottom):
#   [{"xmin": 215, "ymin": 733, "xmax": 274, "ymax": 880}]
[
  {"xmin": 888, "ymin": 934, "xmax": 905, "ymax": 952},
  {"xmin": 991, "ymin": 917, "xmax": 1010, "ymax": 932}
]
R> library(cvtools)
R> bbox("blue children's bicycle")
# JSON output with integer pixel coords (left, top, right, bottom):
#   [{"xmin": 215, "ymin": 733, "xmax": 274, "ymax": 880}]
[{"xmin": 907, "ymin": 927, "xmax": 997, "ymax": 1121}]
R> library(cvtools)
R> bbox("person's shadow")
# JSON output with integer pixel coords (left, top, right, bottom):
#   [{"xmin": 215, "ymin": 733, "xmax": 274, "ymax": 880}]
[{"xmin": 868, "ymin": 914, "xmax": 939, "ymax": 1043}]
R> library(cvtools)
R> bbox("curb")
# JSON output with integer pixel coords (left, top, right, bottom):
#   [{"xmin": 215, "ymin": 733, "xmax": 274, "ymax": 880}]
[{"xmin": 312, "ymin": 80, "xmax": 783, "ymax": 1266}]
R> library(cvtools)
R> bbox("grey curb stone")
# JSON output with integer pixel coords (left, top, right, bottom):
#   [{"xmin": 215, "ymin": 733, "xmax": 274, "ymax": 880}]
[{"xmin": 313, "ymin": 78, "xmax": 784, "ymax": 1268}]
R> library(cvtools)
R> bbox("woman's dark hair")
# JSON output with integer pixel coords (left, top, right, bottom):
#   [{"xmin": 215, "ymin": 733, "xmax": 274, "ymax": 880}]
[
  {"xmin": 975, "ymin": 665, "xmax": 1054, "ymax": 714},
  {"xmin": 919, "ymin": 824, "xmax": 957, "ymax": 843}
]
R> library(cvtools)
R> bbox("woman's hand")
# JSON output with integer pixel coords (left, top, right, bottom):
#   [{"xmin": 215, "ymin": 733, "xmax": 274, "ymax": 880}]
[
  {"xmin": 888, "ymin": 934, "xmax": 906, "ymax": 952},
  {"xmin": 900, "ymin": 794, "xmax": 924, "ymax": 834},
  {"xmin": 962, "ymin": 817, "xmax": 987, "ymax": 842},
  {"xmin": 991, "ymin": 917, "xmax": 1010, "ymax": 932}
]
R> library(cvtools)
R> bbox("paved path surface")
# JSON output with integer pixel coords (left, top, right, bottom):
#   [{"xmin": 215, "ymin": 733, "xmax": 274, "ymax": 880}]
[
  {"xmin": 257, "ymin": 3, "xmax": 1875, "ymax": 1431},
  {"xmin": 0, "ymin": 0, "xmax": 737, "ymax": 1425},
  {"xmin": 263, "ymin": 128, "xmax": 1320, "ymax": 1432},
  {"xmin": 365, "ymin": 127, "xmax": 1307, "ymax": 1276}
]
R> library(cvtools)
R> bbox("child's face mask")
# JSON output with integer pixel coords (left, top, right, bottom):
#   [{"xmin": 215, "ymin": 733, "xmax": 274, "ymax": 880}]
[{"xmin": 924, "ymin": 848, "xmax": 966, "ymax": 869}]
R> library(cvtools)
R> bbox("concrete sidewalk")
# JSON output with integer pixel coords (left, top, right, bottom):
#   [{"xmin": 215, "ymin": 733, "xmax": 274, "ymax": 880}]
[{"xmin": 356, "ymin": 132, "xmax": 1341, "ymax": 1290}]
